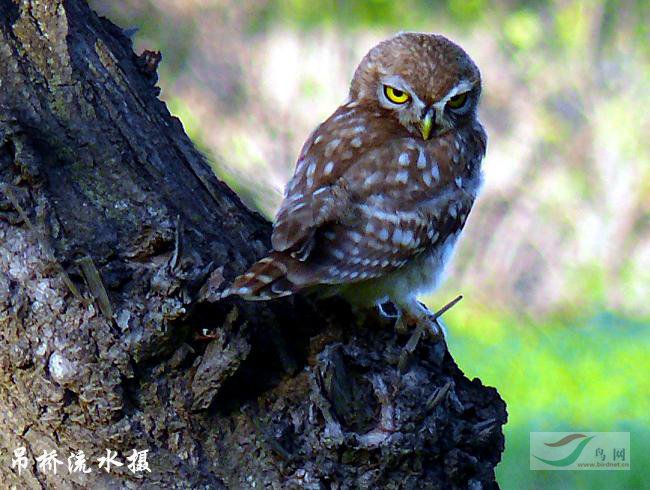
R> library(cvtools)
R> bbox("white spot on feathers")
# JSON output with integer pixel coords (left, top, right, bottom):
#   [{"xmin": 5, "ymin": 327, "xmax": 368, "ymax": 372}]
[
  {"xmin": 423, "ymin": 171, "xmax": 432, "ymax": 187},
  {"xmin": 325, "ymin": 139, "xmax": 341, "ymax": 157},
  {"xmin": 395, "ymin": 170, "xmax": 408, "ymax": 183},
  {"xmin": 364, "ymin": 171, "xmax": 382, "ymax": 188},
  {"xmin": 431, "ymin": 161, "xmax": 440, "ymax": 181},
  {"xmin": 417, "ymin": 149, "xmax": 427, "ymax": 169}
]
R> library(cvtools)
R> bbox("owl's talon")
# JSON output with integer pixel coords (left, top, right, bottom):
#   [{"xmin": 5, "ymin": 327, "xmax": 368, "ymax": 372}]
[
  {"xmin": 423, "ymin": 315, "xmax": 446, "ymax": 340},
  {"xmin": 394, "ymin": 314, "xmax": 410, "ymax": 335},
  {"xmin": 396, "ymin": 296, "xmax": 461, "ymax": 372}
]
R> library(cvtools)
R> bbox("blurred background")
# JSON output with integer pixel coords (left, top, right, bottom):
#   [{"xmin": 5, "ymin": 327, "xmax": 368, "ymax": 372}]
[{"xmin": 91, "ymin": 1, "xmax": 649, "ymax": 487}]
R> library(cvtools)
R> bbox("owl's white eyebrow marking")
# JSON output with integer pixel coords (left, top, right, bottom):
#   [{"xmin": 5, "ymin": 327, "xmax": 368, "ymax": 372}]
[
  {"xmin": 324, "ymin": 161, "xmax": 334, "ymax": 175},
  {"xmin": 380, "ymin": 75, "xmax": 411, "ymax": 92},
  {"xmin": 433, "ymin": 79, "xmax": 474, "ymax": 109},
  {"xmin": 398, "ymin": 152, "xmax": 410, "ymax": 166}
]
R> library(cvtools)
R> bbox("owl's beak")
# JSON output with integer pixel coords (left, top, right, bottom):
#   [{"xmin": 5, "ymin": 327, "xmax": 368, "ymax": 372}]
[{"xmin": 419, "ymin": 109, "xmax": 434, "ymax": 140}]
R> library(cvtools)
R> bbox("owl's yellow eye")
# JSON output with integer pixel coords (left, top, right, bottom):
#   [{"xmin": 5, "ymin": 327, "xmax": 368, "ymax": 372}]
[
  {"xmin": 447, "ymin": 92, "xmax": 468, "ymax": 109},
  {"xmin": 384, "ymin": 85, "xmax": 410, "ymax": 104}
]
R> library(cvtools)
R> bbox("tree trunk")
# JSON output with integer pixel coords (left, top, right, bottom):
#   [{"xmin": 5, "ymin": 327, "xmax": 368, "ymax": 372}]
[{"xmin": 0, "ymin": 1, "xmax": 507, "ymax": 488}]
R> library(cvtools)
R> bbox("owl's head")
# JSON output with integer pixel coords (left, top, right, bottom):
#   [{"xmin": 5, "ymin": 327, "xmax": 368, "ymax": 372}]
[{"xmin": 349, "ymin": 32, "xmax": 482, "ymax": 140}]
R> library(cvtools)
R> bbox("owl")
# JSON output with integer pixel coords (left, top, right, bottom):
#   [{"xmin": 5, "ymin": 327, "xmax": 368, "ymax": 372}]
[{"xmin": 221, "ymin": 32, "xmax": 486, "ymax": 337}]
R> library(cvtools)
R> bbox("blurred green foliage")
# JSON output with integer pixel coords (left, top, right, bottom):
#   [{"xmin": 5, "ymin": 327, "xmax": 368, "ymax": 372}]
[
  {"xmin": 440, "ymin": 301, "xmax": 649, "ymax": 488},
  {"xmin": 251, "ymin": 0, "xmax": 649, "ymax": 55}
]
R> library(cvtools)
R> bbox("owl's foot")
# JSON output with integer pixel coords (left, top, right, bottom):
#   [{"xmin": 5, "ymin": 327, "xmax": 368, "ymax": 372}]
[
  {"xmin": 396, "ymin": 295, "xmax": 462, "ymax": 372},
  {"xmin": 394, "ymin": 298, "xmax": 453, "ymax": 339}
]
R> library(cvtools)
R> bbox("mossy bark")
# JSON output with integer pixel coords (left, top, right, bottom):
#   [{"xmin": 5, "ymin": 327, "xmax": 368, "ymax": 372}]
[{"xmin": 0, "ymin": 1, "xmax": 506, "ymax": 488}]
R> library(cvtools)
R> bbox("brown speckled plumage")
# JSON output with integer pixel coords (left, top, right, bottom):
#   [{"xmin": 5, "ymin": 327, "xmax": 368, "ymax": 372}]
[{"xmin": 222, "ymin": 33, "xmax": 486, "ymax": 326}]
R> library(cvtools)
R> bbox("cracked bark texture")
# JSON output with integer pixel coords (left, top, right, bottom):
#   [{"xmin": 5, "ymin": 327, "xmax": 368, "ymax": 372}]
[{"xmin": 0, "ymin": 1, "xmax": 507, "ymax": 488}]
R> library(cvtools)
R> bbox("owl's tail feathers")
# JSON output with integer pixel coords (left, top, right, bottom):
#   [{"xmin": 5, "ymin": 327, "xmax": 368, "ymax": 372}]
[{"xmin": 219, "ymin": 253, "xmax": 298, "ymax": 301}]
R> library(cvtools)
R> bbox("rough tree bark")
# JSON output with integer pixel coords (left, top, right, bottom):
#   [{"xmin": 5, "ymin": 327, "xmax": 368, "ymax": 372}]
[{"xmin": 0, "ymin": 1, "xmax": 507, "ymax": 488}]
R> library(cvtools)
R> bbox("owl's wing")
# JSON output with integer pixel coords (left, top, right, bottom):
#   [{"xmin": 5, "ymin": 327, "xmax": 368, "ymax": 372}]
[
  {"xmin": 271, "ymin": 108, "xmax": 361, "ymax": 257},
  {"xmin": 274, "ymin": 113, "xmax": 480, "ymax": 287},
  {"xmin": 304, "ymin": 189, "xmax": 474, "ymax": 287},
  {"xmin": 225, "ymin": 107, "xmax": 483, "ymax": 299}
]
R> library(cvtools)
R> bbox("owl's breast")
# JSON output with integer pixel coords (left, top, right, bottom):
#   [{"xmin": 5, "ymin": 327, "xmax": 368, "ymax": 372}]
[{"xmin": 339, "ymin": 229, "xmax": 462, "ymax": 307}]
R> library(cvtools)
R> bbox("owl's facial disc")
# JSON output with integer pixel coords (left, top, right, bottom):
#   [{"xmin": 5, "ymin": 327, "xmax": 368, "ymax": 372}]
[{"xmin": 376, "ymin": 73, "xmax": 477, "ymax": 140}]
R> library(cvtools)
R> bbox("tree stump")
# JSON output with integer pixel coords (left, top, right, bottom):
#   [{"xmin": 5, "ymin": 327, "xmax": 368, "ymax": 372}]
[{"xmin": 0, "ymin": 1, "xmax": 506, "ymax": 488}]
